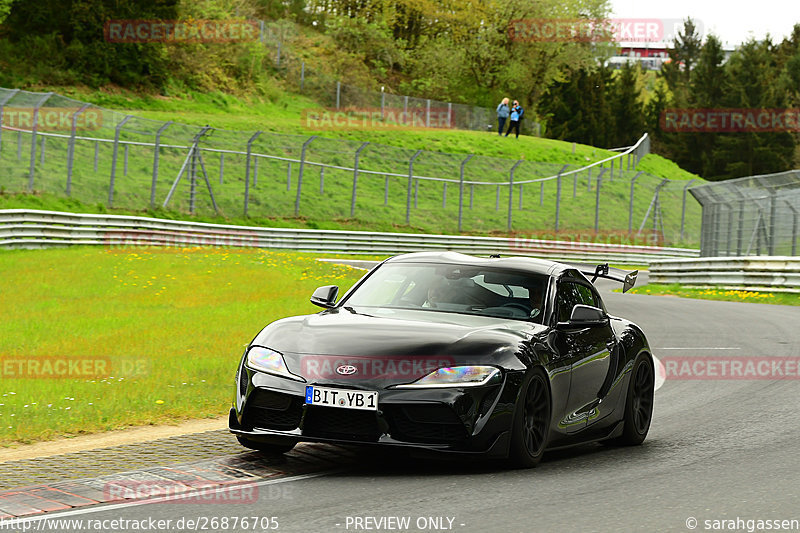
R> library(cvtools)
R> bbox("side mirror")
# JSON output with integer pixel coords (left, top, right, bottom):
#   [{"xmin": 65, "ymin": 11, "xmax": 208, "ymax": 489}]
[
  {"xmin": 310, "ymin": 285, "xmax": 339, "ymax": 308},
  {"xmin": 568, "ymin": 304, "xmax": 607, "ymax": 326}
]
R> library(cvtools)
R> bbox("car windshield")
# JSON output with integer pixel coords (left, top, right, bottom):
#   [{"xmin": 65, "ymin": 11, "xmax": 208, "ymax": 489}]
[{"xmin": 344, "ymin": 262, "xmax": 548, "ymax": 323}]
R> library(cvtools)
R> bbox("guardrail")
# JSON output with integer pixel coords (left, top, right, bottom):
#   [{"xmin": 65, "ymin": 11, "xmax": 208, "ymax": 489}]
[
  {"xmin": 0, "ymin": 209, "xmax": 700, "ymax": 264},
  {"xmin": 649, "ymin": 257, "xmax": 800, "ymax": 292}
]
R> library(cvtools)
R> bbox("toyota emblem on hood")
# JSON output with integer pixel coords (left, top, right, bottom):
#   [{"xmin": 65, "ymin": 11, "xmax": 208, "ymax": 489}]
[{"xmin": 336, "ymin": 364, "xmax": 358, "ymax": 376}]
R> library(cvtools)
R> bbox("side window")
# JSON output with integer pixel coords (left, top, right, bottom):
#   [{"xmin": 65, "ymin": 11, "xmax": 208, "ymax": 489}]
[
  {"xmin": 556, "ymin": 281, "xmax": 597, "ymax": 322},
  {"xmin": 574, "ymin": 284, "xmax": 597, "ymax": 308},
  {"xmin": 556, "ymin": 282, "xmax": 580, "ymax": 322}
]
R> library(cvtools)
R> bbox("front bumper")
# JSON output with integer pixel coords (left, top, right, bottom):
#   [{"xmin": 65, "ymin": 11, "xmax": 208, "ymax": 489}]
[{"xmin": 230, "ymin": 366, "xmax": 520, "ymax": 458}]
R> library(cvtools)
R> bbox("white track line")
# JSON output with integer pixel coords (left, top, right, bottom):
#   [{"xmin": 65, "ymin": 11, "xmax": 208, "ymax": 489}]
[
  {"xmin": 1, "ymin": 472, "xmax": 332, "ymax": 528},
  {"xmin": 653, "ymin": 355, "xmax": 665, "ymax": 392},
  {"xmin": 655, "ymin": 347, "xmax": 741, "ymax": 350}
]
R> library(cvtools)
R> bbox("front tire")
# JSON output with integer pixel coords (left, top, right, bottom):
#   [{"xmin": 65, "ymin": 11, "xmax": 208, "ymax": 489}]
[
  {"xmin": 236, "ymin": 435, "xmax": 297, "ymax": 454},
  {"xmin": 508, "ymin": 368, "xmax": 551, "ymax": 468},
  {"xmin": 613, "ymin": 352, "xmax": 654, "ymax": 446}
]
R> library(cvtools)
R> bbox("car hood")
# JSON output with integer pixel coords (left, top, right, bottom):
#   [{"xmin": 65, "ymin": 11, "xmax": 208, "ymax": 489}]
[{"xmin": 251, "ymin": 307, "xmax": 544, "ymax": 383}]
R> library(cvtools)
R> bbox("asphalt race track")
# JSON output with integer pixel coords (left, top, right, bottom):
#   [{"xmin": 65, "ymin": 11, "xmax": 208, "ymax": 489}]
[{"xmin": 5, "ymin": 273, "xmax": 800, "ymax": 532}]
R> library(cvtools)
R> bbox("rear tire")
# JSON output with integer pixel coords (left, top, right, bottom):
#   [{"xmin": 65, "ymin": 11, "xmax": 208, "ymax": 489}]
[
  {"xmin": 236, "ymin": 435, "xmax": 297, "ymax": 454},
  {"xmin": 508, "ymin": 367, "xmax": 551, "ymax": 468},
  {"xmin": 610, "ymin": 353, "xmax": 654, "ymax": 446}
]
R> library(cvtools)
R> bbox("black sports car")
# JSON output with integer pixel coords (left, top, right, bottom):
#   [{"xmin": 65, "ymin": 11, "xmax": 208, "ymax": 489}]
[{"xmin": 229, "ymin": 252, "xmax": 654, "ymax": 467}]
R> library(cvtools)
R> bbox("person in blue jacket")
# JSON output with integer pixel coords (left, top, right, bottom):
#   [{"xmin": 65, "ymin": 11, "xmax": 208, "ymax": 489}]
[
  {"xmin": 505, "ymin": 100, "xmax": 523, "ymax": 138},
  {"xmin": 496, "ymin": 98, "xmax": 510, "ymax": 135}
]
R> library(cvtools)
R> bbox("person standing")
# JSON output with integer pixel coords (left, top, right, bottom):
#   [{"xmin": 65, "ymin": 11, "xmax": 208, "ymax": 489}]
[
  {"xmin": 496, "ymin": 98, "xmax": 510, "ymax": 136},
  {"xmin": 505, "ymin": 100, "xmax": 523, "ymax": 139}
]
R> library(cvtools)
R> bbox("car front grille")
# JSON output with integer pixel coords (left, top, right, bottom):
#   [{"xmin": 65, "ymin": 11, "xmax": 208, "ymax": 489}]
[
  {"xmin": 386, "ymin": 405, "xmax": 468, "ymax": 444},
  {"xmin": 243, "ymin": 389, "xmax": 303, "ymax": 431},
  {"xmin": 302, "ymin": 406, "xmax": 382, "ymax": 442}
]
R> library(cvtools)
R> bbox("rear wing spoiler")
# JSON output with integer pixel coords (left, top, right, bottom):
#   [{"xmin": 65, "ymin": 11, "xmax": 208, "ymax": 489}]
[{"xmin": 576, "ymin": 263, "xmax": 638, "ymax": 293}]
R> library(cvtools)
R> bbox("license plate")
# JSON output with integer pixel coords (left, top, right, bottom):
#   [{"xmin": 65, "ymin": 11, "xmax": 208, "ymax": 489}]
[{"xmin": 305, "ymin": 386, "xmax": 378, "ymax": 411}]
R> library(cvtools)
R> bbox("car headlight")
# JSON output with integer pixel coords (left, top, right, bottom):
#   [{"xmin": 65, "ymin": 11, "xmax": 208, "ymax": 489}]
[
  {"xmin": 246, "ymin": 346, "xmax": 305, "ymax": 382},
  {"xmin": 394, "ymin": 366, "xmax": 501, "ymax": 388}
]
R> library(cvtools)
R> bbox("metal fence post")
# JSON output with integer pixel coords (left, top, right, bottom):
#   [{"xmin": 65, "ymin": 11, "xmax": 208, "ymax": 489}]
[
  {"xmin": 457, "ymin": 154, "xmax": 473, "ymax": 232},
  {"xmin": 243, "ymin": 131, "xmax": 262, "ymax": 216},
  {"xmin": 769, "ymin": 192, "xmax": 778, "ymax": 256},
  {"xmin": 442, "ymin": 182, "xmax": 447, "ymax": 208},
  {"xmin": 108, "ymin": 114, "xmax": 132, "ymax": 207},
  {"xmin": 300, "ymin": 61, "xmax": 305, "ymax": 91},
  {"xmin": 628, "ymin": 171, "xmax": 642, "ymax": 234},
  {"xmin": 39, "ymin": 136, "xmax": 46, "ymax": 166},
  {"xmin": 405, "ymin": 150, "xmax": 422, "ymax": 224},
  {"xmin": 0, "ymin": 89, "xmax": 20, "ymax": 154},
  {"xmin": 787, "ymin": 202, "xmax": 799, "ymax": 256},
  {"xmin": 28, "ymin": 92, "xmax": 52, "ymax": 191},
  {"xmin": 609, "ymin": 159, "xmax": 614, "ymax": 182},
  {"xmin": 287, "ymin": 162, "xmax": 292, "ymax": 190},
  {"xmin": 350, "ymin": 142, "xmax": 370, "ymax": 217},
  {"xmin": 555, "ymin": 165, "xmax": 568, "ymax": 231},
  {"xmin": 679, "ymin": 179, "xmax": 696, "ymax": 242},
  {"xmin": 380, "ymin": 87, "xmax": 385, "ymax": 120},
  {"xmin": 123, "ymin": 144, "xmax": 129, "ymax": 176},
  {"xmin": 587, "ymin": 167, "xmax": 592, "ymax": 192},
  {"xmin": 318, "ymin": 165, "xmax": 324, "ymax": 194},
  {"xmin": 403, "ymin": 96, "xmax": 408, "ymax": 116},
  {"xmin": 336, "ymin": 82, "xmax": 341, "ymax": 109},
  {"xmin": 540, "ymin": 181, "xmax": 544, "ymax": 206},
  {"xmin": 737, "ymin": 199, "xmax": 745, "ymax": 256},
  {"xmin": 219, "ymin": 153, "xmax": 224, "ymax": 185},
  {"xmin": 294, "ymin": 135, "xmax": 317, "ymax": 216},
  {"xmin": 414, "ymin": 178, "xmax": 419, "ymax": 208},
  {"xmin": 508, "ymin": 160, "xmax": 523, "ymax": 231},
  {"xmin": 384, "ymin": 176, "xmax": 389, "ymax": 206},
  {"xmin": 66, "ymin": 103, "xmax": 91, "ymax": 196},
  {"xmin": 594, "ymin": 169, "xmax": 607, "ymax": 232}
]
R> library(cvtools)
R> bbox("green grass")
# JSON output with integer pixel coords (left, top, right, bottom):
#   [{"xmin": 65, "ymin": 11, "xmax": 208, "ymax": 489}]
[
  {"xmin": 626, "ymin": 284, "xmax": 800, "ymax": 305},
  {"xmin": 0, "ymin": 246, "xmax": 369, "ymax": 445}
]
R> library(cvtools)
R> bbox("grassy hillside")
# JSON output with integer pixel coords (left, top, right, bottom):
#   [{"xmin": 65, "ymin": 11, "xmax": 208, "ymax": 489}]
[{"xmin": 0, "ymin": 87, "xmax": 703, "ymax": 245}]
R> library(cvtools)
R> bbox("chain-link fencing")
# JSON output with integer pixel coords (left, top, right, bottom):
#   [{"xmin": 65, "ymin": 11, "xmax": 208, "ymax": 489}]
[
  {"xmin": 257, "ymin": 21, "xmax": 541, "ymax": 136},
  {"xmin": 690, "ymin": 170, "xmax": 800, "ymax": 257},
  {"xmin": 0, "ymin": 88, "xmax": 702, "ymax": 247}
]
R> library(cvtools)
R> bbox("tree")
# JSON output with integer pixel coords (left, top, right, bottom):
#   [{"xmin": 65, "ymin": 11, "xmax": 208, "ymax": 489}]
[
  {"xmin": 539, "ymin": 65, "xmax": 615, "ymax": 148},
  {"xmin": 714, "ymin": 39, "xmax": 795, "ymax": 179},
  {"xmin": 609, "ymin": 62, "xmax": 644, "ymax": 147},
  {"xmin": 681, "ymin": 34, "xmax": 728, "ymax": 177},
  {"xmin": 3, "ymin": 0, "xmax": 179, "ymax": 87}
]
